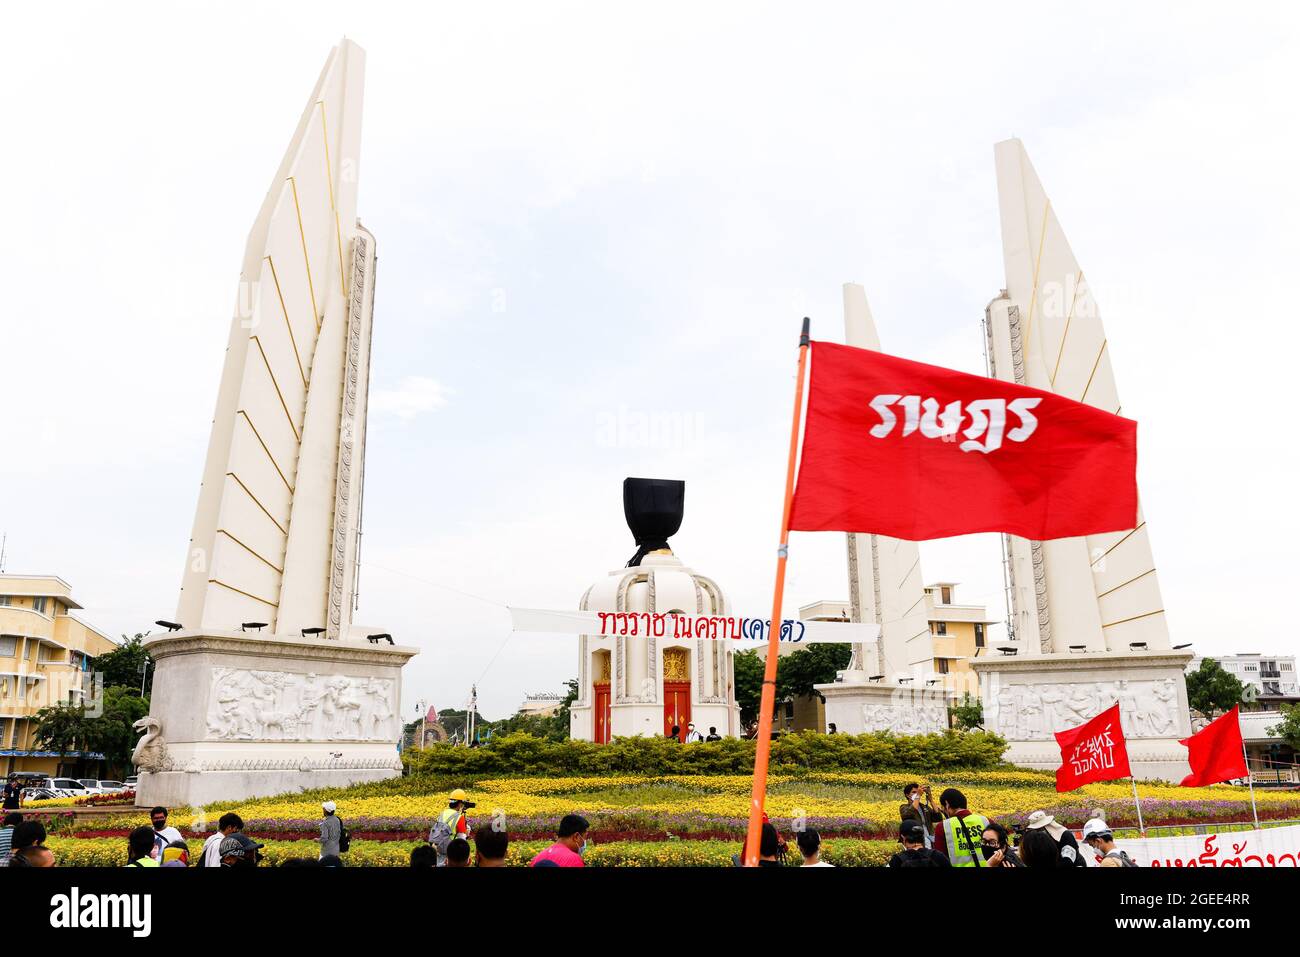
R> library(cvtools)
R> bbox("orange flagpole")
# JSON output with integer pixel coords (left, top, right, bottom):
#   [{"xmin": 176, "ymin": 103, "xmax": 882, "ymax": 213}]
[{"xmin": 743, "ymin": 316, "xmax": 811, "ymax": 866}]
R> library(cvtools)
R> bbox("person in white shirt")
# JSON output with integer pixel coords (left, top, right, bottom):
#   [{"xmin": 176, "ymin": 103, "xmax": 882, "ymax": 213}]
[
  {"xmin": 149, "ymin": 806, "xmax": 184, "ymax": 859},
  {"xmin": 797, "ymin": 828, "xmax": 834, "ymax": 867},
  {"xmin": 684, "ymin": 723, "xmax": 705, "ymax": 743},
  {"xmin": 200, "ymin": 813, "xmax": 245, "ymax": 867}
]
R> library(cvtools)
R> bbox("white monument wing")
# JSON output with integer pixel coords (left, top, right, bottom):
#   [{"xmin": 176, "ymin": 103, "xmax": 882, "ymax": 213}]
[
  {"xmin": 989, "ymin": 139, "xmax": 1168, "ymax": 653},
  {"xmin": 178, "ymin": 39, "xmax": 372, "ymax": 640}
]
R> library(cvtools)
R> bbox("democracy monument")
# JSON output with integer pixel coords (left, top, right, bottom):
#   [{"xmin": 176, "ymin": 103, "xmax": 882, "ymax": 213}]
[
  {"xmin": 132, "ymin": 39, "xmax": 1194, "ymax": 797},
  {"xmin": 136, "ymin": 39, "xmax": 416, "ymax": 807}
]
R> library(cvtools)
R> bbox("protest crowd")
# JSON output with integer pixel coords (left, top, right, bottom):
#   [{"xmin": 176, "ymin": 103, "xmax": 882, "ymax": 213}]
[{"xmin": 0, "ymin": 782, "xmax": 1136, "ymax": 869}]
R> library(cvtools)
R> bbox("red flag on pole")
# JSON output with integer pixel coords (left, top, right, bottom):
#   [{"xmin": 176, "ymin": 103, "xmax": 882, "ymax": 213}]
[
  {"xmin": 788, "ymin": 342, "xmax": 1138, "ymax": 541},
  {"xmin": 1179, "ymin": 705, "xmax": 1249, "ymax": 787},
  {"xmin": 1054, "ymin": 703, "xmax": 1132, "ymax": 792}
]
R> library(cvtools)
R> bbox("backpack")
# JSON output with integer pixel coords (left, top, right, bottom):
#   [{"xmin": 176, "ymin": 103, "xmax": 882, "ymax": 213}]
[
  {"xmin": 1105, "ymin": 849, "xmax": 1138, "ymax": 868},
  {"xmin": 337, "ymin": 819, "xmax": 350, "ymax": 854},
  {"xmin": 428, "ymin": 812, "xmax": 459, "ymax": 856},
  {"xmin": 892, "ymin": 848, "xmax": 946, "ymax": 868}
]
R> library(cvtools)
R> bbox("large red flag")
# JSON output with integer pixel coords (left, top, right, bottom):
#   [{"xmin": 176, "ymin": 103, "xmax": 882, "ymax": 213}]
[
  {"xmin": 788, "ymin": 342, "xmax": 1138, "ymax": 541},
  {"xmin": 1054, "ymin": 703, "xmax": 1132, "ymax": 792},
  {"xmin": 1179, "ymin": 705, "xmax": 1248, "ymax": 787}
]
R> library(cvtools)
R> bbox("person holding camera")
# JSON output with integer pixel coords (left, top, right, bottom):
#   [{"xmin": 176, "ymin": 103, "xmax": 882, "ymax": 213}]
[
  {"xmin": 899, "ymin": 782, "xmax": 944, "ymax": 849},
  {"xmin": 430, "ymin": 788, "xmax": 475, "ymax": 866}
]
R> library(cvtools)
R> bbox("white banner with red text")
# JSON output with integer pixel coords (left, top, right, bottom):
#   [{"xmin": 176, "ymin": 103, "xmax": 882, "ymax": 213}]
[
  {"xmin": 507, "ymin": 607, "xmax": 881, "ymax": 645},
  {"xmin": 1110, "ymin": 823, "xmax": 1300, "ymax": 868}
]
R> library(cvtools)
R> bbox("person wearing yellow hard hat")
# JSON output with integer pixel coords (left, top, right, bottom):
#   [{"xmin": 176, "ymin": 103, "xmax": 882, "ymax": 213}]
[{"xmin": 429, "ymin": 788, "xmax": 475, "ymax": 866}]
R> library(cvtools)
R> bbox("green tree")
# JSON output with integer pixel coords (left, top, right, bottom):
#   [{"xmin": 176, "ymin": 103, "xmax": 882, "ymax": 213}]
[
  {"xmin": 33, "ymin": 702, "xmax": 92, "ymax": 766},
  {"xmin": 34, "ymin": 687, "xmax": 151, "ymax": 777},
  {"xmin": 86, "ymin": 687, "xmax": 151, "ymax": 776},
  {"xmin": 92, "ymin": 634, "xmax": 154, "ymax": 695},
  {"xmin": 1185, "ymin": 658, "xmax": 1246, "ymax": 719},
  {"xmin": 552, "ymin": 678, "xmax": 579, "ymax": 737},
  {"xmin": 1268, "ymin": 704, "xmax": 1300, "ymax": 751},
  {"xmin": 732, "ymin": 646, "xmax": 851, "ymax": 727},
  {"xmin": 733, "ymin": 650, "xmax": 764, "ymax": 725},
  {"xmin": 776, "ymin": 644, "xmax": 853, "ymax": 702},
  {"xmin": 949, "ymin": 692, "xmax": 984, "ymax": 731}
]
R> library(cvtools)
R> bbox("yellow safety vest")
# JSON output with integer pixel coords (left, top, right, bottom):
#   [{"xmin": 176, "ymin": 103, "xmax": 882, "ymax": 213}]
[
  {"xmin": 438, "ymin": 807, "xmax": 467, "ymax": 839},
  {"xmin": 941, "ymin": 813, "xmax": 990, "ymax": 868}
]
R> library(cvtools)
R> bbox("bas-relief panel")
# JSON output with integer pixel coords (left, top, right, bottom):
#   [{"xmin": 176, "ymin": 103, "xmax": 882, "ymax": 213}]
[
  {"xmin": 860, "ymin": 700, "xmax": 949, "ymax": 734},
  {"xmin": 206, "ymin": 668, "xmax": 396, "ymax": 742},
  {"xmin": 987, "ymin": 677, "xmax": 1181, "ymax": 741}
]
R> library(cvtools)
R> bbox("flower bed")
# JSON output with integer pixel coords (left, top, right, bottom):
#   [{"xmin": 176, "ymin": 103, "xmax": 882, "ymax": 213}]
[
  {"xmin": 33, "ymin": 767, "xmax": 1300, "ymax": 866},
  {"xmin": 43, "ymin": 835, "xmax": 896, "ymax": 868}
]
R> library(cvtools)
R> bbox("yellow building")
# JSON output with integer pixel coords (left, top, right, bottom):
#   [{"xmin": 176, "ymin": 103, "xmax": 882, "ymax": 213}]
[
  {"xmin": 0, "ymin": 574, "xmax": 116, "ymax": 776},
  {"xmin": 924, "ymin": 582, "xmax": 998, "ymax": 697}
]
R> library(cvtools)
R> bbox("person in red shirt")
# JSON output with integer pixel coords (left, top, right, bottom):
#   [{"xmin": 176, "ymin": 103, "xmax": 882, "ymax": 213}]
[
  {"xmin": 931, "ymin": 787, "xmax": 982, "ymax": 859},
  {"xmin": 529, "ymin": 814, "xmax": 589, "ymax": 867}
]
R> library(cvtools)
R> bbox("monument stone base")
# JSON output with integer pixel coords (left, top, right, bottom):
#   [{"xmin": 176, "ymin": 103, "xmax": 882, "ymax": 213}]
[
  {"xmin": 815, "ymin": 671, "xmax": 953, "ymax": 735},
  {"xmin": 970, "ymin": 650, "xmax": 1195, "ymax": 783},
  {"xmin": 135, "ymin": 630, "xmax": 416, "ymax": 808}
]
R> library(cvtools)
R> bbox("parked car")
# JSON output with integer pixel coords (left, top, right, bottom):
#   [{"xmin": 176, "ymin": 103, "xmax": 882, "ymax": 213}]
[
  {"xmin": 76, "ymin": 779, "xmax": 109, "ymax": 794},
  {"xmin": 96, "ymin": 780, "xmax": 126, "ymax": 792},
  {"xmin": 124, "ymin": 776, "xmax": 138, "ymax": 788},
  {"xmin": 49, "ymin": 778, "xmax": 94, "ymax": 797}
]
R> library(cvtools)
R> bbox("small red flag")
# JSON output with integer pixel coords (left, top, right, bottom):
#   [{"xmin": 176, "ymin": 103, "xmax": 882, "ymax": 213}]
[
  {"xmin": 787, "ymin": 342, "xmax": 1138, "ymax": 541},
  {"xmin": 1054, "ymin": 703, "xmax": 1132, "ymax": 792},
  {"xmin": 1179, "ymin": 705, "xmax": 1248, "ymax": 787}
]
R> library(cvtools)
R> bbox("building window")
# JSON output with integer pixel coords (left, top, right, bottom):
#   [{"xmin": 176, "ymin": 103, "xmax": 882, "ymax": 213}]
[
  {"xmin": 32, "ymin": 597, "xmax": 47, "ymax": 615},
  {"xmin": 0, "ymin": 635, "xmax": 16, "ymax": 658},
  {"xmin": 937, "ymin": 659, "xmax": 950, "ymax": 674},
  {"xmin": 974, "ymin": 624, "xmax": 985, "ymax": 648},
  {"xmin": 940, "ymin": 586, "xmax": 952, "ymax": 604},
  {"xmin": 0, "ymin": 596, "xmax": 9, "ymax": 606},
  {"xmin": 1244, "ymin": 664, "xmax": 1257, "ymax": 671},
  {"xmin": 933, "ymin": 621, "xmax": 947, "ymax": 636}
]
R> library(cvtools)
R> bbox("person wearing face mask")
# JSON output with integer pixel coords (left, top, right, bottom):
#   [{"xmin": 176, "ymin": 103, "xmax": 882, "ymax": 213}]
[
  {"xmin": 529, "ymin": 814, "xmax": 590, "ymax": 867},
  {"xmin": 148, "ymin": 806, "xmax": 183, "ymax": 860},
  {"xmin": 979, "ymin": 821, "xmax": 1024, "ymax": 868}
]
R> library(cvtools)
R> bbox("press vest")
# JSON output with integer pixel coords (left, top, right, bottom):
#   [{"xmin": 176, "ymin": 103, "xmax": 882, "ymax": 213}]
[{"xmin": 941, "ymin": 812, "xmax": 990, "ymax": 867}]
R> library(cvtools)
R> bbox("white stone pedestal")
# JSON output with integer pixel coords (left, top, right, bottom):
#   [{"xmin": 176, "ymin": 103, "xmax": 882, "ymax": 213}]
[
  {"xmin": 970, "ymin": 651, "xmax": 1194, "ymax": 782},
  {"xmin": 815, "ymin": 672, "xmax": 953, "ymax": 735},
  {"xmin": 135, "ymin": 630, "xmax": 416, "ymax": 808}
]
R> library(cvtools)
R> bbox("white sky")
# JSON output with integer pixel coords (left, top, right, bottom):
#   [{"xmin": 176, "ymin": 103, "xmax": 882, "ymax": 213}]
[{"xmin": 2, "ymin": 2, "xmax": 1297, "ymax": 719}]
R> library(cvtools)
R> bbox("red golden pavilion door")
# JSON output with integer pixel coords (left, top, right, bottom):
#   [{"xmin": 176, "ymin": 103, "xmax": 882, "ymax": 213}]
[
  {"xmin": 663, "ymin": 683, "xmax": 691, "ymax": 739},
  {"xmin": 662, "ymin": 647, "xmax": 691, "ymax": 740},
  {"xmin": 594, "ymin": 682, "xmax": 611, "ymax": 744}
]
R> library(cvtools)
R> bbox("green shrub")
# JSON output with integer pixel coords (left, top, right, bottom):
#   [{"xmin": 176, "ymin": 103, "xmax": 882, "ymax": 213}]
[{"xmin": 403, "ymin": 730, "xmax": 1006, "ymax": 778}]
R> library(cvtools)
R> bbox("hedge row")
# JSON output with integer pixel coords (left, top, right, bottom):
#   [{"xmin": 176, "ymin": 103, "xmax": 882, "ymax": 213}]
[
  {"xmin": 403, "ymin": 730, "xmax": 1006, "ymax": 777},
  {"xmin": 44, "ymin": 836, "xmax": 897, "ymax": 867}
]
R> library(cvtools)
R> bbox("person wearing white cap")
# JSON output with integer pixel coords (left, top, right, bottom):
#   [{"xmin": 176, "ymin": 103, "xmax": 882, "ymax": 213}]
[
  {"xmin": 1024, "ymin": 810, "xmax": 1086, "ymax": 868},
  {"xmin": 1081, "ymin": 814, "xmax": 1138, "ymax": 867},
  {"xmin": 319, "ymin": 800, "xmax": 342, "ymax": 859}
]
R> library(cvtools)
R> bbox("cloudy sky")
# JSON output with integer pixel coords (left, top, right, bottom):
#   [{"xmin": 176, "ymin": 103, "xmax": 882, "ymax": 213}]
[{"xmin": 2, "ymin": 2, "xmax": 1297, "ymax": 719}]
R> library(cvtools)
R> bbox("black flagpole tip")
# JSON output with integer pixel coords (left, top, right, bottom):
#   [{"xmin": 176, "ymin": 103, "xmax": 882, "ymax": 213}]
[{"xmin": 800, "ymin": 317, "xmax": 811, "ymax": 347}]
